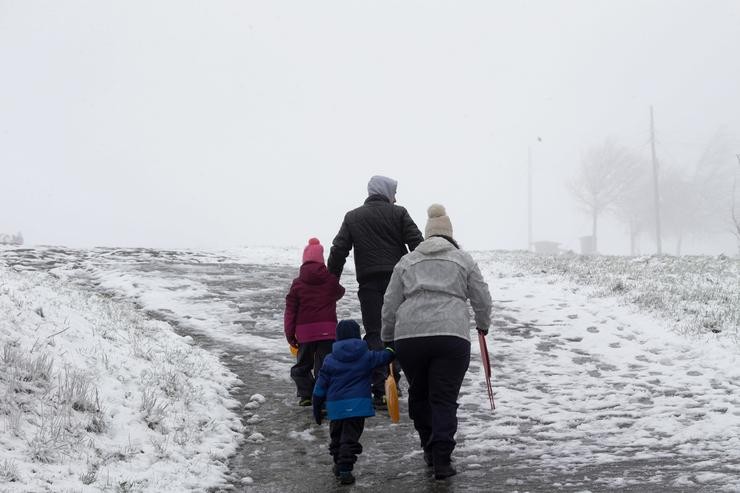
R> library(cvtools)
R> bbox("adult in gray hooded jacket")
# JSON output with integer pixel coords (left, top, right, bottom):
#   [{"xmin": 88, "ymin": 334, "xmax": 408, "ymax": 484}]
[{"xmin": 381, "ymin": 204, "xmax": 492, "ymax": 480}]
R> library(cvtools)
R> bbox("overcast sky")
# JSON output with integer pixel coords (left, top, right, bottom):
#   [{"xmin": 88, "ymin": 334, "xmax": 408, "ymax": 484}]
[{"xmin": 2, "ymin": 1, "xmax": 739, "ymax": 254}]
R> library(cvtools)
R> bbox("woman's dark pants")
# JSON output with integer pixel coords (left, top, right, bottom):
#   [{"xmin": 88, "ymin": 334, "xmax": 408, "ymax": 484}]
[{"xmin": 395, "ymin": 335, "xmax": 470, "ymax": 466}]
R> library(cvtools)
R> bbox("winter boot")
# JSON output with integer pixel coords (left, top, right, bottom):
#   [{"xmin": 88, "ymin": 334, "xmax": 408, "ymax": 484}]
[
  {"xmin": 298, "ymin": 398, "xmax": 312, "ymax": 407},
  {"xmin": 339, "ymin": 471, "xmax": 355, "ymax": 485},
  {"xmin": 433, "ymin": 463, "xmax": 457, "ymax": 480},
  {"xmin": 332, "ymin": 464, "xmax": 340, "ymax": 478},
  {"xmin": 423, "ymin": 451, "xmax": 433, "ymax": 467}
]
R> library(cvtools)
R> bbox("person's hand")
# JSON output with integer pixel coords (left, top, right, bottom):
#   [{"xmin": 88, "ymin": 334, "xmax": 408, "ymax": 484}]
[
  {"xmin": 312, "ymin": 397, "xmax": 325, "ymax": 425},
  {"xmin": 383, "ymin": 346, "xmax": 396, "ymax": 361},
  {"xmin": 289, "ymin": 338, "xmax": 299, "ymax": 349},
  {"xmin": 476, "ymin": 327, "xmax": 488, "ymax": 336}
]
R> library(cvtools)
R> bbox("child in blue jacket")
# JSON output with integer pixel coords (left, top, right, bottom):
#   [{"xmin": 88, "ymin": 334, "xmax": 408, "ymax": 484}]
[{"xmin": 312, "ymin": 319, "xmax": 395, "ymax": 485}]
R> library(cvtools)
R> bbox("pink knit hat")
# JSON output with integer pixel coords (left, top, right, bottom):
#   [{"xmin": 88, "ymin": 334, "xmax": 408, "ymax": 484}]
[{"xmin": 302, "ymin": 237, "xmax": 325, "ymax": 264}]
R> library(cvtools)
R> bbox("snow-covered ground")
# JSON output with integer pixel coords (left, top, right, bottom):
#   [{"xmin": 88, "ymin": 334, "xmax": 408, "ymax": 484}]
[
  {"xmin": 484, "ymin": 251, "xmax": 740, "ymax": 339},
  {"xmin": 1, "ymin": 246, "xmax": 739, "ymax": 492},
  {"xmin": 462, "ymin": 254, "xmax": 740, "ymax": 491},
  {"xmin": 0, "ymin": 260, "xmax": 243, "ymax": 492}
]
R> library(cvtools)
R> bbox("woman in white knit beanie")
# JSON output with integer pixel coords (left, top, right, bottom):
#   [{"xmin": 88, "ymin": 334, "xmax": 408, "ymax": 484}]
[{"xmin": 380, "ymin": 204, "xmax": 492, "ymax": 480}]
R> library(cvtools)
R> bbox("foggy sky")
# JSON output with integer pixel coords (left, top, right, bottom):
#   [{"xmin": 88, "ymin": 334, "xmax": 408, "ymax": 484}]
[{"xmin": 2, "ymin": 1, "xmax": 739, "ymax": 254}]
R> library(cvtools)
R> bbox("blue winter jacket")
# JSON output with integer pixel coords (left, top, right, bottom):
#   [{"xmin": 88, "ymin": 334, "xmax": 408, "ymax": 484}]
[{"xmin": 312, "ymin": 339, "xmax": 394, "ymax": 420}]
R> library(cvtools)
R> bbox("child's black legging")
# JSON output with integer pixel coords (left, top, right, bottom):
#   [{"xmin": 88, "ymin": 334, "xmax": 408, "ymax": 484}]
[
  {"xmin": 329, "ymin": 417, "xmax": 365, "ymax": 472},
  {"xmin": 291, "ymin": 340, "xmax": 333, "ymax": 399}
]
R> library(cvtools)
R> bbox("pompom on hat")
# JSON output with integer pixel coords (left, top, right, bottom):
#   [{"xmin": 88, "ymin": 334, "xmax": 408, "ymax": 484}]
[
  {"xmin": 424, "ymin": 204, "xmax": 453, "ymax": 239},
  {"xmin": 336, "ymin": 319, "xmax": 361, "ymax": 340},
  {"xmin": 302, "ymin": 237, "xmax": 325, "ymax": 264}
]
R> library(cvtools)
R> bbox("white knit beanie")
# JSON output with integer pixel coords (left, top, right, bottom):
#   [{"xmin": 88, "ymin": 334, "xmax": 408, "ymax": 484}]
[{"xmin": 424, "ymin": 204, "xmax": 453, "ymax": 239}]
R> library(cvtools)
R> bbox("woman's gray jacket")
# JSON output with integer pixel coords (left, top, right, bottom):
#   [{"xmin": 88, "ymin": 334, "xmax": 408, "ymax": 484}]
[{"xmin": 381, "ymin": 236, "xmax": 492, "ymax": 343}]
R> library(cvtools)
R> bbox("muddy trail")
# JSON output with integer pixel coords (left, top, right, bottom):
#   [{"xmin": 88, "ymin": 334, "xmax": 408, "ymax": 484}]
[{"xmin": 1, "ymin": 247, "xmax": 718, "ymax": 492}]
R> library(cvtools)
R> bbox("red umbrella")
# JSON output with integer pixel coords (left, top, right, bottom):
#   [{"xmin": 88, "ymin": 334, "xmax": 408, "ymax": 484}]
[{"xmin": 478, "ymin": 330, "xmax": 495, "ymax": 411}]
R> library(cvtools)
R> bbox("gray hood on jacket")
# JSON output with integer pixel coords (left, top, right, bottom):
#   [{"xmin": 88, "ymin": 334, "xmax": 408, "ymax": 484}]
[
  {"xmin": 415, "ymin": 235, "xmax": 455, "ymax": 255},
  {"xmin": 367, "ymin": 175, "xmax": 398, "ymax": 202}
]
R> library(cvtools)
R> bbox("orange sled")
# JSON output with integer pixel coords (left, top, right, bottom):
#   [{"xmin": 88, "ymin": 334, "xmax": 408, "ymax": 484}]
[{"xmin": 385, "ymin": 364, "xmax": 400, "ymax": 423}]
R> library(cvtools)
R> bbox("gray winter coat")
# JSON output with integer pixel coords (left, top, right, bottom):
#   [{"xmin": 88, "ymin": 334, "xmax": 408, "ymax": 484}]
[{"xmin": 380, "ymin": 236, "xmax": 492, "ymax": 343}]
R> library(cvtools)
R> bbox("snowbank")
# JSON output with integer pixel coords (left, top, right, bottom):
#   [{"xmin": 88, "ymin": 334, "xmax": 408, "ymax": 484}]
[{"xmin": 0, "ymin": 264, "xmax": 243, "ymax": 492}]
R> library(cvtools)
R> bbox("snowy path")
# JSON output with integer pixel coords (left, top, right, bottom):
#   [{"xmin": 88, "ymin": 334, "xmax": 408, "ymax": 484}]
[{"xmin": 2, "ymin": 247, "xmax": 738, "ymax": 492}]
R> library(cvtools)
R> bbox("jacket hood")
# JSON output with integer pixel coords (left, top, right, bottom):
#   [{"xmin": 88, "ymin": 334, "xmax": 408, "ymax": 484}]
[
  {"xmin": 415, "ymin": 236, "xmax": 457, "ymax": 255},
  {"xmin": 299, "ymin": 261, "xmax": 329, "ymax": 285},
  {"xmin": 367, "ymin": 175, "xmax": 397, "ymax": 202},
  {"xmin": 331, "ymin": 338, "xmax": 368, "ymax": 363}
]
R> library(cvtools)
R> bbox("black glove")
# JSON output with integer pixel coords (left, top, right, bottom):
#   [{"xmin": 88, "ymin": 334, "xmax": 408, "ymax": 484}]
[
  {"xmin": 312, "ymin": 396, "xmax": 325, "ymax": 425},
  {"xmin": 476, "ymin": 327, "xmax": 489, "ymax": 336}
]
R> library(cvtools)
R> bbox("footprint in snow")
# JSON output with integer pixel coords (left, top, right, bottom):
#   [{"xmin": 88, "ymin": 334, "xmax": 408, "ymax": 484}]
[
  {"xmin": 244, "ymin": 394, "xmax": 266, "ymax": 410},
  {"xmin": 247, "ymin": 432, "xmax": 266, "ymax": 443},
  {"xmin": 587, "ymin": 326, "xmax": 599, "ymax": 333}
]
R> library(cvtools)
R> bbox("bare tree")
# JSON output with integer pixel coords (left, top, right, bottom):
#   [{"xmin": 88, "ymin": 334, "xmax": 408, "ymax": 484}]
[
  {"xmin": 569, "ymin": 140, "xmax": 642, "ymax": 252},
  {"xmin": 659, "ymin": 167, "xmax": 697, "ymax": 255},
  {"xmin": 659, "ymin": 133, "xmax": 735, "ymax": 254},
  {"xmin": 613, "ymin": 176, "xmax": 652, "ymax": 255}
]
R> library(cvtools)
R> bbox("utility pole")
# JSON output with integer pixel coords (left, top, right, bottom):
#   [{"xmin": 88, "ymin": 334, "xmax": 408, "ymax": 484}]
[
  {"xmin": 527, "ymin": 146, "xmax": 533, "ymax": 251},
  {"xmin": 650, "ymin": 106, "xmax": 663, "ymax": 254}
]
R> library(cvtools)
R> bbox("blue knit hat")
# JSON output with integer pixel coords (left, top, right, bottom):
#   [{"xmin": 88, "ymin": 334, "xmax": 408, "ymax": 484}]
[{"xmin": 336, "ymin": 319, "xmax": 361, "ymax": 340}]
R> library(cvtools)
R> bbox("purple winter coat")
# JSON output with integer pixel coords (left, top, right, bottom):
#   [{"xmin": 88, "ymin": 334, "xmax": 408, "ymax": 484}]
[{"xmin": 284, "ymin": 262, "xmax": 345, "ymax": 345}]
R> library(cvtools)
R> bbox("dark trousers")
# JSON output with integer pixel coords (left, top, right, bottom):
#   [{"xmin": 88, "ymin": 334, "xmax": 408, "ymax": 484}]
[
  {"xmin": 395, "ymin": 336, "xmax": 470, "ymax": 466},
  {"xmin": 290, "ymin": 340, "xmax": 333, "ymax": 399},
  {"xmin": 358, "ymin": 272, "xmax": 401, "ymax": 396},
  {"xmin": 329, "ymin": 417, "xmax": 365, "ymax": 471}
]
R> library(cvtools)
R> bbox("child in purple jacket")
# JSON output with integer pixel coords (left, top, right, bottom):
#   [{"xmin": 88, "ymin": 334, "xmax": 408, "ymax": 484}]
[{"xmin": 284, "ymin": 238, "xmax": 345, "ymax": 406}]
